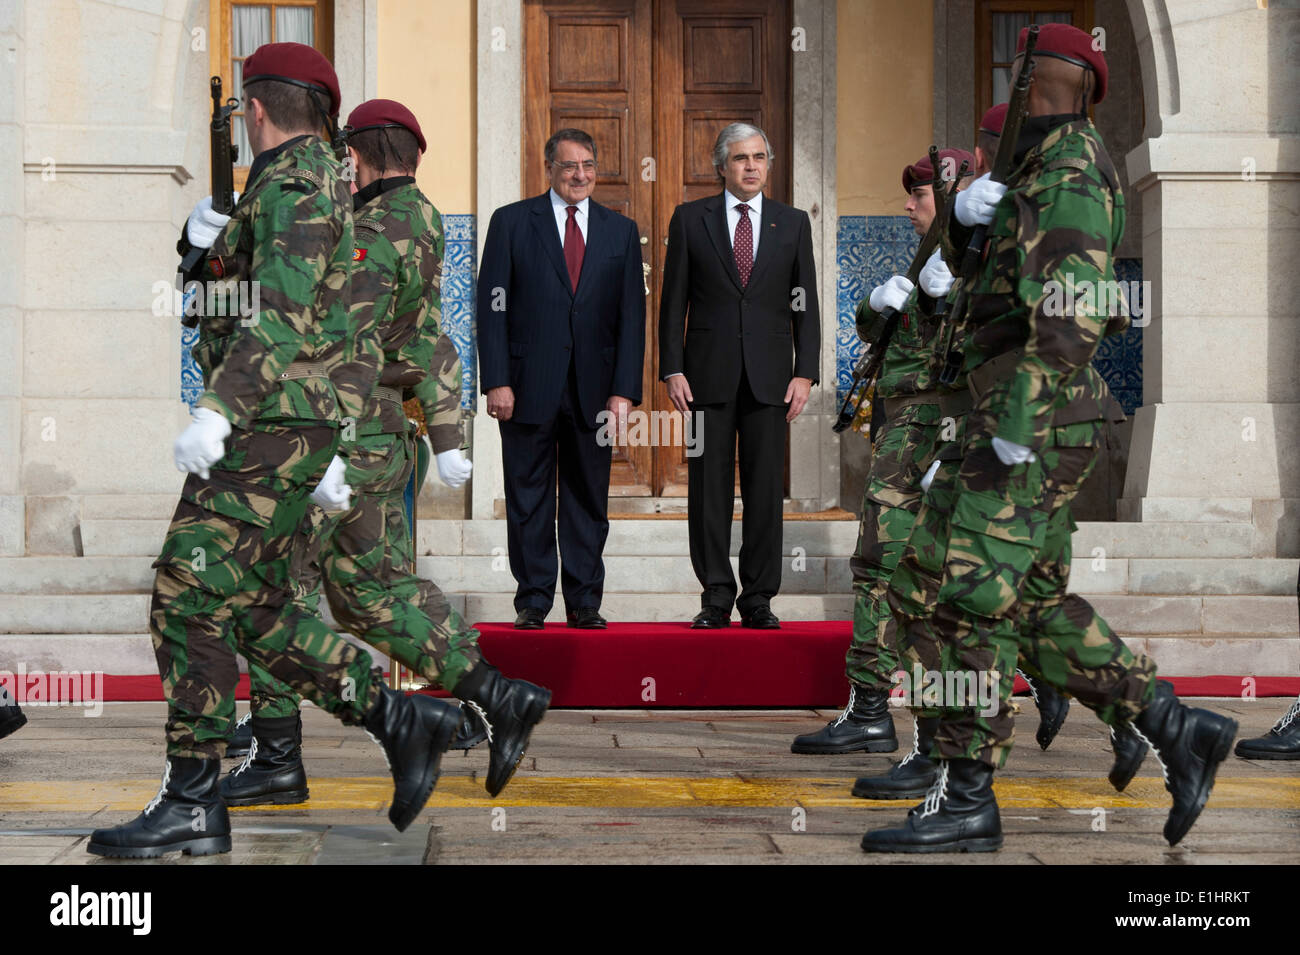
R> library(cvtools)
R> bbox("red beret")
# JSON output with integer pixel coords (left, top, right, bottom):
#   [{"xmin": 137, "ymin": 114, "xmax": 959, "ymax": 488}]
[
  {"xmin": 979, "ymin": 103, "xmax": 1009, "ymax": 136},
  {"xmin": 242, "ymin": 42, "xmax": 341, "ymax": 117},
  {"xmin": 902, "ymin": 148, "xmax": 976, "ymax": 194},
  {"xmin": 1017, "ymin": 22, "xmax": 1108, "ymax": 105},
  {"xmin": 346, "ymin": 98, "xmax": 427, "ymax": 154}
]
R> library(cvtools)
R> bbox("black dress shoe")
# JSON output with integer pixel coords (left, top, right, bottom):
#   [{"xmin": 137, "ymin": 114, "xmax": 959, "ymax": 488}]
[
  {"xmin": 791, "ymin": 685, "xmax": 898, "ymax": 754},
  {"xmin": 514, "ymin": 608, "xmax": 546, "ymax": 630},
  {"xmin": 740, "ymin": 606, "xmax": 780, "ymax": 629},
  {"xmin": 567, "ymin": 607, "xmax": 607, "ymax": 629},
  {"xmin": 691, "ymin": 606, "xmax": 730, "ymax": 629},
  {"xmin": 1234, "ymin": 695, "xmax": 1300, "ymax": 760}
]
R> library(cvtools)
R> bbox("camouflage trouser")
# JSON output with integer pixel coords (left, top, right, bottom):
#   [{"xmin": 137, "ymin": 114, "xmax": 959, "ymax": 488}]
[
  {"xmin": 886, "ymin": 419, "xmax": 1158, "ymax": 768},
  {"xmin": 249, "ymin": 428, "xmax": 483, "ymax": 719},
  {"xmin": 846, "ymin": 403, "xmax": 951, "ymax": 690},
  {"xmin": 151, "ymin": 424, "xmax": 383, "ymax": 759}
]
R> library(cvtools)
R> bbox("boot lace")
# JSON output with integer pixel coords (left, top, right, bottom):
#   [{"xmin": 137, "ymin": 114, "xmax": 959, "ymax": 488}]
[
  {"xmin": 1017, "ymin": 669, "xmax": 1040, "ymax": 705},
  {"xmin": 231, "ymin": 735, "xmax": 258, "ymax": 777},
  {"xmin": 233, "ymin": 711, "xmax": 251, "ymax": 732},
  {"xmin": 464, "ymin": 700, "xmax": 494, "ymax": 745},
  {"xmin": 144, "ymin": 759, "xmax": 172, "ymax": 816},
  {"xmin": 919, "ymin": 760, "xmax": 950, "ymax": 818},
  {"xmin": 831, "ymin": 686, "xmax": 856, "ymax": 728},
  {"xmin": 366, "ymin": 731, "xmax": 394, "ymax": 772},
  {"xmin": 1272, "ymin": 695, "xmax": 1300, "ymax": 733},
  {"xmin": 899, "ymin": 716, "xmax": 922, "ymax": 767},
  {"xmin": 1128, "ymin": 724, "xmax": 1170, "ymax": 788}
]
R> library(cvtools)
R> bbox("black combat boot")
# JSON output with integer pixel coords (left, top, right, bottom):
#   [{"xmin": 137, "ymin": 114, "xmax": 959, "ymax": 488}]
[
  {"xmin": 87, "ymin": 756, "xmax": 232, "ymax": 858},
  {"xmin": 860, "ymin": 757, "xmax": 1002, "ymax": 853},
  {"xmin": 363, "ymin": 684, "xmax": 462, "ymax": 831},
  {"xmin": 450, "ymin": 702, "xmax": 489, "ymax": 751},
  {"xmin": 454, "ymin": 663, "xmax": 552, "ymax": 797},
  {"xmin": 0, "ymin": 699, "xmax": 27, "ymax": 741},
  {"xmin": 791, "ymin": 685, "xmax": 898, "ymax": 754},
  {"xmin": 226, "ymin": 711, "xmax": 253, "ymax": 759},
  {"xmin": 220, "ymin": 713, "xmax": 309, "ymax": 806},
  {"xmin": 1131, "ymin": 683, "xmax": 1238, "ymax": 846},
  {"xmin": 1018, "ymin": 670, "xmax": 1070, "ymax": 750},
  {"xmin": 852, "ymin": 716, "xmax": 940, "ymax": 798},
  {"xmin": 1108, "ymin": 723, "xmax": 1149, "ymax": 792},
  {"xmin": 1234, "ymin": 695, "xmax": 1300, "ymax": 760}
]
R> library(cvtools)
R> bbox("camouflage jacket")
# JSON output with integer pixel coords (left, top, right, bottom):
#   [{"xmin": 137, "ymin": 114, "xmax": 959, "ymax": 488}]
[
  {"xmin": 856, "ymin": 286, "xmax": 964, "ymax": 398},
  {"xmin": 351, "ymin": 180, "xmax": 463, "ymax": 453},
  {"xmin": 188, "ymin": 135, "xmax": 374, "ymax": 441},
  {"xmin": 948, "ymin": 118, "xmax": 1127, "ymax": 450}
]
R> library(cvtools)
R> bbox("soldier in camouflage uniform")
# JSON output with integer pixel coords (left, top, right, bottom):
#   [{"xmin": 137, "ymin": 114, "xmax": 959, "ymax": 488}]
[
  {"xmin": 791, "ymin": 150, "xmax": 976, "ymax": 760},
  {"xmin": 862, "ymin": 24, "xmax": 1237, "ymax": 854},
  {"xmin": 227, "ymin": 100, "xmax": 550, "ymax": 807},
  {"xmin": 88, "ymin": 45, "xmax": 463, "ymax": 859}
]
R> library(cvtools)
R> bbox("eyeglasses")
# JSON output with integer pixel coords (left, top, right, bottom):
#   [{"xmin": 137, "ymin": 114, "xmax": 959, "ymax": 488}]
[{"xmin": 551, "ymin": 160, "xmax": 597, "ymax": 175}]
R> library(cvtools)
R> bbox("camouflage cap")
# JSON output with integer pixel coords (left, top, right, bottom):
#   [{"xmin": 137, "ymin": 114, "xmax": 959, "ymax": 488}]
[
  {"xmin": 902, "ymin": 148, "xmax": 976, "ymax": 193},
  {"xmin": 1017, "ymin": 22, "xmax": 1107, "ymax": 104},
  {"xmin": 242, "ymin": 41, "xmax": 341, "ymax": 116}
]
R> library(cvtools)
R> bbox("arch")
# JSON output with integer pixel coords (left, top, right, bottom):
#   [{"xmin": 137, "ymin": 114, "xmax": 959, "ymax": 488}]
[{"xmin": 1123, "ymin": 0, "xmax": 1179, "ymax": 139}]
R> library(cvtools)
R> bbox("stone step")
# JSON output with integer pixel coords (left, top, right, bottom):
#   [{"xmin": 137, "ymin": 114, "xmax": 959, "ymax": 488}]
[
  {"xmin": 6, "ymin": 554, "xmax": 1295, "ymax": 600},
  {"xmin": 1116, "ymin": 497, "xmax": 1254, "ymax": 523},
  {"xmin": 1, "ymin": 632, "xmax": 1295, "ymax": 680},
  {"xmin": 78, "ymin": 517, "xmax": 1262, "ymax": 559},
  {"xmin": 4, "ymin": 590, "xmax": 1293, "ymax": 640}
]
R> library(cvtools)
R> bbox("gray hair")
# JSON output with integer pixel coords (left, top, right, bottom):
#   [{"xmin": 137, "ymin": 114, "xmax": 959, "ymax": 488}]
[
  {"xmin": 711, "ymin": 123, "xmax": 774, "ymax": 178},
  {"xmin": 545, "ymin": 128, "xmax": 598, "ymax": 164}
]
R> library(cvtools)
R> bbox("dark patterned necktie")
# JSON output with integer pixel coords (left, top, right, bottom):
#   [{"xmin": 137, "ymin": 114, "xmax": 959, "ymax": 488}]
[
  {"xmin": 734, "ymin": 203, "xmax": 753, "ymax": 287},
  {"xmin": 565, "ymin": 204, "xmax": 585, "ymax": 291}
]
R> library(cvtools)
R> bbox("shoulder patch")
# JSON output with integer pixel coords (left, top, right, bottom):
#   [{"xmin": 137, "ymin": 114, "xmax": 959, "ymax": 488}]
[
  {"xmin": 1045, "ymin": 157, "xmax": 1091, "ymax": 173},
  {"xmin": 288, "ymin": 168, "xmax": 324, "ymax": 189},
  {"xmin": 356, "ymin": 218, "xmax": 386, "ymax": 234}
]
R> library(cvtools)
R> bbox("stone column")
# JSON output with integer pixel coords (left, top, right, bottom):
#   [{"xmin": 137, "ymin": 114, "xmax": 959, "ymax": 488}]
[
  {"xmin": 1121, "ymin": 0, "xmax": 1299, "ymax": 557},
  {"xmin": 0, "ymin": 1, "xmax": 24, "ymax": 554}
]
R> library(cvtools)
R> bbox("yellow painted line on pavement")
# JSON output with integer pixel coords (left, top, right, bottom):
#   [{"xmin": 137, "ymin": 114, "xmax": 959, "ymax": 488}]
[{"xmin": 2, "ymin": 776, "xmax": 1298, "ymax": 813}]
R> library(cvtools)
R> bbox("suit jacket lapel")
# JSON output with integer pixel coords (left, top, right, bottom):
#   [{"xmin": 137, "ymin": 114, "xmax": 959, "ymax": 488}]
[
  {"xmin": 749, "ymin": 198, "xmax": 780, "ymax": 282},
  {"xmin": 704, "ymin": 194, "xmax": 743, "ymax": 292},
  {"xmin": 529, "ymin": 193, "xmax": 574, "ymax": 296},
  {"xmin": 574, "ymin": 200, "xmax": 602, "ymax": 298}
]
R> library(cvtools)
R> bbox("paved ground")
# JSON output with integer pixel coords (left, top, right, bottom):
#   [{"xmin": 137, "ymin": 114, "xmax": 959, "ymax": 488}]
[{"xmin": 1, "ymin": 698, "xmax": 1297, "ymax": 864}]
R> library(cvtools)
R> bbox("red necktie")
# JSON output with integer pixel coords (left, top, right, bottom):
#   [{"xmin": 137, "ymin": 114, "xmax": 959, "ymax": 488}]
[
  {"xmin": 734, "ymin": 203, "xmax": 753, "ymax": 287},
  {"xmin": 564, "ymin": 204, "xmax": 585, "ymax": 291}
]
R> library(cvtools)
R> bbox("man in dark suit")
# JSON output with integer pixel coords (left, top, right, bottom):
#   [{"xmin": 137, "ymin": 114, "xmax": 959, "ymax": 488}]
[
  {"xmin": 477, "ymin": 129, "xmax": 645, "ymax": 630},
  {"xmin": 659, "ymin": 123, "xmax": 820, "ymax": 629}
]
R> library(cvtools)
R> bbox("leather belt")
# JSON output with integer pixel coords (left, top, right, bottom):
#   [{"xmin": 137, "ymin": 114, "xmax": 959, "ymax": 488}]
[
  {"xmin": 884, "ymin": 389, "xmax": 974, "ymax": 419},
  {"xmin": 278, "ymin": 361, "xmax": 330, "ymax": 382},
  {"xmin": 373, "ymin": 385, "xmax": 402, "ymax": 405}
]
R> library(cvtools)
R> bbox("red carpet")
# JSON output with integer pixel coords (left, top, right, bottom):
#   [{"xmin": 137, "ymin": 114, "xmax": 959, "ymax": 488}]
[{"xmin": 75, "ymin": 622, "xmax": 1300, "ymax": 706}]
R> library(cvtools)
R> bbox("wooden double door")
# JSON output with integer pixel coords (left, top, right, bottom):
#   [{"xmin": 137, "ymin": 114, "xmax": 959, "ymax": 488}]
[{"xmin": 523, "ymin": 0, "xmax": 792, "ymax": 497}]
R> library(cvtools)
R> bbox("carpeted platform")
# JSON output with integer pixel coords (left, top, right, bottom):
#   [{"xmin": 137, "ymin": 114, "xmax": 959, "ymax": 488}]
[{"xmin": 63, "ymin": 622, "xmax": 1300, "ymax": 705}]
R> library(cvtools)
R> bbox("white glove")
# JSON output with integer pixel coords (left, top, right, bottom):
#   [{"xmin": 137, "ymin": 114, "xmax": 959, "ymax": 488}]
[
  {"xmin": 173, "ymin": 407, "xmax": 232, "ymax": 480},
  {"xmin": 310, "ymin": 455, "xmax": 353, "ymax": 511},
  {"xmin": 954, "ymin": 173, "xmax": 1007, "ymax": 228},
  {"xmin": 918, "ymin": 248, "xmax": 955, "ymax": 298},
  {"xmin": 185, "ymin": 193, "xmax": 239, "ymax": 250},
  {"xmin": 992, "ymin": 436, "xmax": 1037, "ymax": 466},
  {"xmin": 435, "ymin": 448, "xmax": 473, "ymax": 489},
  {"xmin": 867, "ymin": 275, "xmax": 915, "ymax": 314},
  {"xmin": 920, "ymin": 459, "xmax": 942, "ymax": 493}
]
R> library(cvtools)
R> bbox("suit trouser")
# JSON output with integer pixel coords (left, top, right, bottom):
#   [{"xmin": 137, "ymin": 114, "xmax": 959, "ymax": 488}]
[
  {"xmin": 688, "ymin": 367, "xmax": 786, "ymax": 615},
  {"xmin": 500, "ymin": 369, "xmax": 612, "ymax": 613},
  {"xmin": 246, "ymin": 428, "xmax": 485, "ymax": 718},
  {"xmin": 886, "ymin": 420, "xmax": 1158, "ymax": 768},
  {"xmin": 149, "ymin": 424, "xmax": 382, "ymax": 759}
]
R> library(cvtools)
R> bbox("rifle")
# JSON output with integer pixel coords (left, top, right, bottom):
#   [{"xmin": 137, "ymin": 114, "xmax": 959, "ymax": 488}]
[
  {"xmin": 832, "ymin": 146, "xmax": 969, "ymax": 433},
  {"xmin": 936, "ymin": 24, "xmax": 1039, "ymax": 385},
  {"xmin": 179, "ymin": 76, "xmax": 239, "ymax": 277}
]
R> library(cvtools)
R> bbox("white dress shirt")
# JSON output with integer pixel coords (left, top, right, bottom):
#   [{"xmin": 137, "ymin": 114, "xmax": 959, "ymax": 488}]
[
  {"xmin": 549, "ymin": 189, "xmax": 589, "ymax": 244},
  {"xmin": 724, "ymin": 189, "xmax": 762, "ymax": 261}
]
